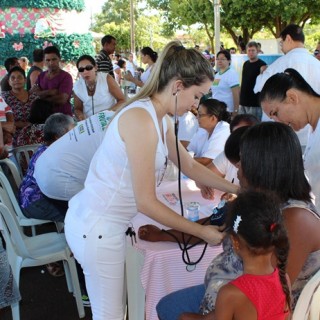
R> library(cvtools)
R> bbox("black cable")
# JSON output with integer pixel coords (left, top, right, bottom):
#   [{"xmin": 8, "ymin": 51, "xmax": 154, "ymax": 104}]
[{"xmin": 173, "ymin": 120, "xmax": 209, "ymax": 270}]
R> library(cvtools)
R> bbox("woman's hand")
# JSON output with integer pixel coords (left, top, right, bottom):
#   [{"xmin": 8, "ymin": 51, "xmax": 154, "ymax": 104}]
[
  {"xmin": 201, "ymin": 225, "xmax": 226, "ymax": 246},
  {"xmin": 200, "ymin": 186, "xmax": 215, "ymax": 200}
]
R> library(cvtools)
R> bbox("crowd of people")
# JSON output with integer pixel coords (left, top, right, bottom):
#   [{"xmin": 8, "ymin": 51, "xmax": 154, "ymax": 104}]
[{"xmin": 1, "ymin": 23, "xmax": 320, "ymax": 320}]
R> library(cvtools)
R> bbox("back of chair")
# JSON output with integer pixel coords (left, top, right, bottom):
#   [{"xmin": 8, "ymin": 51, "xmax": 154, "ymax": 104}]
[
  {"xmin": 292, "ymin": 268, "xmax": 320, "ymax": 320},
  {"xmin": 0, "ymin": 203, "xmax": 29, "ymax": 259},
  {"xmin": 0, "ymin": 158, "xmax": 22, "ymax": 188},
  {"xmin": 13, "ymin": 144, "xmax": 41, "ymax": 177},
  {"xmin": 0, "ymin": 171, "xmax": 24, "ymax": 219}
]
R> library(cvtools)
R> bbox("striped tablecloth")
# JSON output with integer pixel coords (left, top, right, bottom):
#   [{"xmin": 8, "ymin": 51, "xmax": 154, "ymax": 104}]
[{"xmin": 128, "ymin": 179, "xmax": 224, "ymax": 320}]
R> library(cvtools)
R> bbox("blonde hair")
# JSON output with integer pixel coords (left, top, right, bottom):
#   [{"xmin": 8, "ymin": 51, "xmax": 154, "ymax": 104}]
[{"xmin": 114, "ymin": 40, "xmax": 214, "ymax": 116}]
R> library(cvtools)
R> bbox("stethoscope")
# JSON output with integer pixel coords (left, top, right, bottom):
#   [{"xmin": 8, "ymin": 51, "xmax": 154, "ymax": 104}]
[{"xmin": 166, "ymin": 92, "xmax": 209, "ymax": 272}]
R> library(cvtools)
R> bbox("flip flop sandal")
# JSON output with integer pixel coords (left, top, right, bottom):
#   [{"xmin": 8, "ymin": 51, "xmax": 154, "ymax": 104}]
[{"xmin": 46, "ymin": 262, "xmax": 65, "ymax": 277}]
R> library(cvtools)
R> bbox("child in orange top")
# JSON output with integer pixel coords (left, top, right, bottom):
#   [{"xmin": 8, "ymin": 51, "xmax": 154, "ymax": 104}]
[{"xmin": 214, "ymin": 191, "xmax": 291, "ymax": 320}]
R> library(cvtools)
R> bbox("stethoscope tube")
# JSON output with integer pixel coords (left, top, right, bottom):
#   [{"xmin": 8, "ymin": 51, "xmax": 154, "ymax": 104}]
[{"xmin": 173, "ymin": 118, "xmax": 208, "ymax": 272}]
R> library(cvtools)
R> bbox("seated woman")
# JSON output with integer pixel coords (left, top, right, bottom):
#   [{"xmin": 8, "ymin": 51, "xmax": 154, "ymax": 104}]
[
  {"xmin": 188, "ymin": 98, "xmax": 230, "ymax": 166},
  {"xmin": 140, "ymin": 122, "xmax": 320, "ymax": 319},
  {"xmin": 15, "ymin": 99, "xmax": 54, "ymax": 147},
  {"xmin": 73, "ymin": 55, "xmax": 125, "ymax": 121},
  {"xmin": 2, "ymin": 66, "xmax": 39, "ymax": 147},
  {"xmin": 18, "ymin": 113, "xmax": 74, "ymax": 223}
]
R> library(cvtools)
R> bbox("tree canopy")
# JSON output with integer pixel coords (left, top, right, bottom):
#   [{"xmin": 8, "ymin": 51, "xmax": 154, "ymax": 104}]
[
  {"xmin": 145, "ymin": 0, "xmax": 320, "ymax": 49},
  {"xmin": 92, "ymin": 0, "xmax": 320, "ymax": 52}
]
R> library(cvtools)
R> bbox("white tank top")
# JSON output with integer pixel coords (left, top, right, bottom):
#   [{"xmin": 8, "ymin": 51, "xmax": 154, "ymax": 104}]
[
  {"xmin": 73, "ymin": 72, "xmax": 116, "ymax": 117},
  {"xmin": 67, "ymin": 98, "xmax": 168, "ymax": 232}
]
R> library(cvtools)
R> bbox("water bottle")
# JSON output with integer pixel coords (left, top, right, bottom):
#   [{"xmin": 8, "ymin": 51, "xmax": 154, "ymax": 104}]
[{"xmin": 185, "ymin": 202, "xmax": 200, "ymax": 222}]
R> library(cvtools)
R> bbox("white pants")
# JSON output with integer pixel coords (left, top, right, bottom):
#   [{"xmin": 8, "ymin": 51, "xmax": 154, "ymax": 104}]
[{"xmin": 65, "ymin": 214, "xmax": 127, "ymax": 320}]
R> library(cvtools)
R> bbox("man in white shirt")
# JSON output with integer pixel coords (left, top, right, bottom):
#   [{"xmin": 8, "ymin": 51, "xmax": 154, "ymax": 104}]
[{"xmin": 254, "ymin": 24, "xmax": 320, "ymax": 95}]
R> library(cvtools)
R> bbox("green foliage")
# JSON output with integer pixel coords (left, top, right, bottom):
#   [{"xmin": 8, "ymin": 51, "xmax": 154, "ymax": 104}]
[
  {"xmin": 92, "ymin": 0, "xmax": 171, "ymax": 54},
  {"xmin": 0, "ymin": 33, "xmax": 95, "ymax": 65},
  {"xmin": 0, "ymin": 0, "xmax": 85, "ymax": 10},
  {"xmin": 96, "ymin": 22, "xmax": 131, "ymax": 53},
  {"xmin": 146, "ymin": 0, "xmax": 320, "ymax": 48}
]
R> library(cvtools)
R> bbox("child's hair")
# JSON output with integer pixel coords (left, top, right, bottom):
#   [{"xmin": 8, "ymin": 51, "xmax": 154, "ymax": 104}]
[
  {"xmin": 224, "ymin": 126, "xmax": 250, "ymax": 164},
  {"xmin": 226, "ymin": 191, "xmax": 291, "ymax": 310},
  {"xmin": 229, "ymin": 114, "xmax": 259, "ymax": 132},
  {"xmin": 199, "ymin": 98, "xmax": 231, "ymax": 123}
]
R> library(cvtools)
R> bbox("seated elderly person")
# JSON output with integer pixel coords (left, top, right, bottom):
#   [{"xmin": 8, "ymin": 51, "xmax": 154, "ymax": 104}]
[
  {"xmin": 18, "ymin": 113, "xmax": 74, "ymax": 222},
  {"xmin": 34, "ymin": 110, "xmax": 114, "ymax": 203},
  {"xmin": 188, "ymin": 98, "xmax": 230, "ymax": 166}
]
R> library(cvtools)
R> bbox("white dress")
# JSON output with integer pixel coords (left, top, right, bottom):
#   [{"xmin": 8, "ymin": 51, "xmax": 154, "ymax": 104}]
[
  {"xmin": 65, "ymin": 98, "xmax": 168, "ymax": 320},
  {"xmin": 73, "ymin": 72, "xmax": 116, "ymax": 117},
  {"xmin": 34, "ymin": 111, "xmax": 114, "ymax": 201}
]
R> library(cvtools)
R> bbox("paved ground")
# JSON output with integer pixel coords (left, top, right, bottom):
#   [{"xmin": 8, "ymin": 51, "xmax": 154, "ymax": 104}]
[
  {"xmin": 1, "ymin": 265, "xmax": 93, "ymax": 320},
  {"xmin": 1, "ymin": 224, "xmax": 93, "ymax": 320}
]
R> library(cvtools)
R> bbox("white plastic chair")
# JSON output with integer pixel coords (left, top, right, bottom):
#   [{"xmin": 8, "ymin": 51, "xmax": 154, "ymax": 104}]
[
  {"xmin": 292, "ymin": 268, "xmax": 320, "ymax": 320},
  {"xmin": 0, "ymin": 157, "xmax": 22, "ymax": 188},
  {"xmin": 0, "ymin": 171, "xmax": 54, "ymax": 235},
  {"xmin": 12, "ymin": 144, "xmax": 41, "ymax": 177},
  {"xmin": 0, "ymin": 202, "xmax": 85, "ymax": 320}
]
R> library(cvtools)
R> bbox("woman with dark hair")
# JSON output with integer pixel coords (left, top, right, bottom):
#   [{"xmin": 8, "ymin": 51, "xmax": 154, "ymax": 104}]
[
  {"xmin": 65, "ymin": 40, "xmax": 237, "ymax": 320},
  {"xmin": 154, "ymin": 122, "xmax": 320, "ymax": 319},
  {"xmin": 211, "ymin": 50, "xmax": 240, "ymax": 117},
  {"xmin": 188, "ymin": 98, "xmax": 230, "ymax": 166},
  {"xmin": 2, "ymin": 66, "xmax": 39, "ymax": 146},
  {"xmin": 124, "ymin": 46, "xmax": 158, "ymax": 87},
  {"xmin": 260, "ymin": 68, "xmax": 320, "ymax": 213},
  {"xmin": 73, "ymin": 54, "xmax": 125, "ymax": 121}
]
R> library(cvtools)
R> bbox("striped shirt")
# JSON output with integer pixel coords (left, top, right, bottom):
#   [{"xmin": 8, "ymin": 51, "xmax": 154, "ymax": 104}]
[
  {"xmin": 0, "ymin": 97, "xmax": 12, "ymax": 121},
  {"xmin": 95, "ymin": 50, "xmax": 115, "ymax": 77}
]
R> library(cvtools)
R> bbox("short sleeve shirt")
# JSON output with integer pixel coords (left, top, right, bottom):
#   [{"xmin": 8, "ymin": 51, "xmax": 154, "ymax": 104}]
[
  {"xmin": 211, "ymin": 67, "xmax": 240, "ymax": 112},
  {"xmin": 36, "ymin": 70, "xmax": 73, "ymax": 116}
]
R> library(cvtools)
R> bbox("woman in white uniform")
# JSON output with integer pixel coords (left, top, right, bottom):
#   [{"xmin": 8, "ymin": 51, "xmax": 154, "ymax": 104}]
[
  {"xmin": 64, "ymin": 41, "xmax": 238, "ymax": 320},
  {"xmin": 260, "ymin": 68, "xmax": 320, "ymax": 213},
  {"xmin": 188, "ymin": 98, "xmax": 230, "ymax": 166}
]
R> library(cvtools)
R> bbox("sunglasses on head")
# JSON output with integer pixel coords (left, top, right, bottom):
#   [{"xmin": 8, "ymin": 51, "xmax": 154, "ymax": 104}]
[
  {"xmin": 314, "ymin": 50, "xmax": 320, "ymax": 55},
  {"xmin": 78, "ymin": 65, "xmax": 94, "ymax": 72}
]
